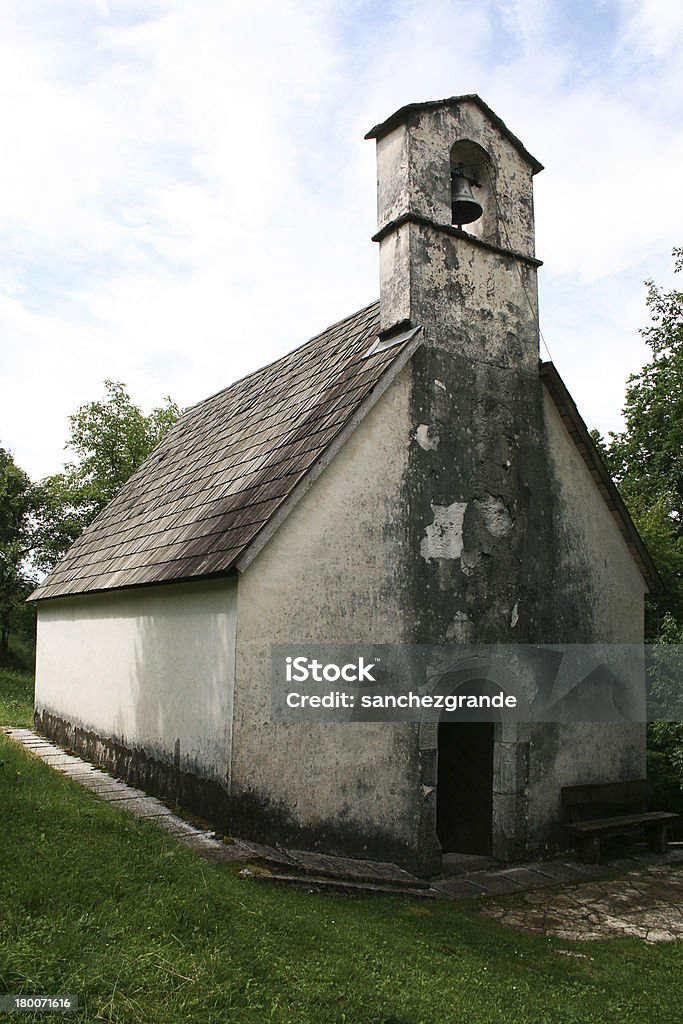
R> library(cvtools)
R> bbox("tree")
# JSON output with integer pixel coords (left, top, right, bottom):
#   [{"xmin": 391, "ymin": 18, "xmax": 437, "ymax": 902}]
[
  {"xmin": 598, "ymin": 249, "xmax": 683, "ymax": 810},
  {"xmin": 33, "ymin": 382, "xmax": 181, "ymax": 572},
  {"xmin": 602, "ymin": 248, "xmax": 683, "ymax": 632},
  {"xmin": 0, "ymin": 445, "xmax": 36, "ymax": 666}
]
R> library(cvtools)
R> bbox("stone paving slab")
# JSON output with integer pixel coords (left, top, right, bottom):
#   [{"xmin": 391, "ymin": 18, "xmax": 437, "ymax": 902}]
[
  {"xmin": 236, "ymin": 839, "xmax": 300, "ymax": 868},
  {"xmin": 285, "ymin": 849, "xmax": 429, "ymax": 888},
  {"xmin": 154, "ymin": 816, "xmax": 211, "ymax": 838},
  {"xmin": 76, "ymin": 776, "xmax": 131, "ymax": 792},
  {"xmin": 88, "ymin": 785, "xmax": 146, "ymax": 799},
  {"xmin": 496, "ymin": 867, "xmax": 553, "ymax": 888},
  {"xmin": 200, "ymin": 842, "xmax": 260, "ymax": 865},
  {"xmin": 183, "ymin": 834, "xmax": 254, "ymax": 863},
  {"xmin": 525, "ymin": 861, "xmax": 601, "ymax": 882},
  {"xmin": 430, "ymin": 877, "xmax": 489, "ymax": 898},
  {"xmin": 480, "ymin": 866, "xmax": 683, "ymax": 942},
  {"xmin": 455, "ymin": 873, "xmax": 525, "ymax": 895},
  {"xmin": 441, "ymin": 853, "xmax": 499, "ymax": 875},
  {"xmin": 105, "ymin": 796, "xmax": 173, "ymax": 817},
  {"xmin": 248, "ymin": 871, "xmax": 437, "ymax": 899},
  {"xmin": 56, "ymin": 762, "xmax": 100, "ymax": 775},
  {"xmin": 94, "ymin": 787, "xmax": 152, "ymax": 802}
]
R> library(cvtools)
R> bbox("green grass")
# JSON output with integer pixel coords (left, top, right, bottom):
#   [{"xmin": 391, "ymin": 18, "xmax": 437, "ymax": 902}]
[
  {"xmin": 0, "ymin": 668, "xmax": 34, "ymax": 727},
  {"xmin": 1, "ymin": 737, "xmax": 682, "ymax": 1023}
]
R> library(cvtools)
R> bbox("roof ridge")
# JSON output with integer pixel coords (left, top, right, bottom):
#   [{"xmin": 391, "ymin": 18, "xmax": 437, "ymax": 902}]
[
  {"xmin": 365, "ymin": 95, "xmax": 543, "ymax": 174},
  {"xmin": 30, "ymin": 297, "xmax": 421, "ymax": 602},
  {"xmin": 187, "ymin": 299, "xmax": 379, "ymax": 414}
]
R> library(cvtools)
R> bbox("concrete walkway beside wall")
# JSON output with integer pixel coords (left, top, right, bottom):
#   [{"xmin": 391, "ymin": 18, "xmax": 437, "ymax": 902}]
[{"xmin": 4, "ymin": 726, "xmax": 683, "ymax": 940}]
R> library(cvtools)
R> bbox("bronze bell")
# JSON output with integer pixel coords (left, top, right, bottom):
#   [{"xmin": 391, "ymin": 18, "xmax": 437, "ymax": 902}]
[{"xmin": 451, "ymin": 173, "xmax": 483, "ymax": 227}]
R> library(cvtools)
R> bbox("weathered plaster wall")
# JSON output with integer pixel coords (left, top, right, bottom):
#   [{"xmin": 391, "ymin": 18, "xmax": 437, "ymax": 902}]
[
  {"xmin": 34, "ymin": 578, "xmax": 237, "ymax": 818},
  {"xmin": 375, "ymin": 101, "xmax": 536, "ymax": 256},
  {"xmin": 232, "ymin": 365, "xmax": 429, "ymax": 867},
  {"xmin": 523, "ymin": 389, "xmax": 649, "ymax": 853},
  {"xmin": 526, "ymin": 722, "xmax": 646, "ymax": 854},
  {"xmin": 406, "ymin": 350, "xmax": 553, "ymax": 647},
  {"xmin": 372, "ymin": 97, "xmax": 647, "ymax": 863},
  {"xmin": 542, "ymin": 389, "xmax": 647, "ymax": 644},
  {"xmin": 372, "ymin": 100, "xmax": 553, "ymax": 650},
  {"xmin": 376, "ymin": 100, "xmax": 538, "ymax": 342}
]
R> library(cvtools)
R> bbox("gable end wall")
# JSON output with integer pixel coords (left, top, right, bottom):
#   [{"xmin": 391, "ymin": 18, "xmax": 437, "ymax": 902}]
[
  {"xmin": 230, "ymin": 365, "xmax": 425, "ymax": 866},
  {"xmin": 525, "ymin": 388, "xmax": 647, "ymax": 852}
]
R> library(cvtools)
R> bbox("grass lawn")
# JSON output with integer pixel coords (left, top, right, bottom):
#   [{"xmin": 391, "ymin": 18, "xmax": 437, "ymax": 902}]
[
  {"xmin": 0, "ymin": 667, "xmax": 34, "ymax": 728},
  {"xmin": 1, "ymin": 736, "xmax": 682, "ymax": 1023}
]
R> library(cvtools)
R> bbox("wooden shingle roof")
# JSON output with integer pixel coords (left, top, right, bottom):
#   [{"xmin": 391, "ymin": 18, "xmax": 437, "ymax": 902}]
[{"xmin": 32, "ymin": 302, "xmax": 421, "ymax": 601}]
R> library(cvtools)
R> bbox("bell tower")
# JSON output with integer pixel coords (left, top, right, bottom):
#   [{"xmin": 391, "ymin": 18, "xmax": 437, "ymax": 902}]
[
  {"xmin": 366, "ymin": 94, "xmax": 543, "ymax": 370},
  {"xmin": 366, "ymin": 96, "xmax": 552, "ymax": 651},
  {"xmin": 366, "ymin": 96, "xmax": 550, "ymax": 863}
]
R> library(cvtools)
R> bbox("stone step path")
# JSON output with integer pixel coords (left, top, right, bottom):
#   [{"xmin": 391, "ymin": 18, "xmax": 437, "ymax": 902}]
[
  {"xmin": 5, "ymin": 726, "xmax": 683, "ymax": 905},
  {"xmin": 2, "ymin": 727, "xmax": 432, "ymax": 895},
  {"xmin": 244, "ymin": 871, "xmax": 437, "ymax": 899}
]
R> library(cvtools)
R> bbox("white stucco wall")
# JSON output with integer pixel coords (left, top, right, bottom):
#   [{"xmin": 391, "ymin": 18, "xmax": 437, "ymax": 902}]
[
  {"xmin": 34, "ymin": 577, "xmax": 237, "ymax": 783},
  {"xmin": 232, "ymin": 364, "xmax": 420, "ymax": 859}
]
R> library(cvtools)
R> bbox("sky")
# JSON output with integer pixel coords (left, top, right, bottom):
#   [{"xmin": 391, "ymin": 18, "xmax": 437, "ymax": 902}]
[{"xmin": 1, "ymin": 0, "xmax": 681, "ymax": 480}]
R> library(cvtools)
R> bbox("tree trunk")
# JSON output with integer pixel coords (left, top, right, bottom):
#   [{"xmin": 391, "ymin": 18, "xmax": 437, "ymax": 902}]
[{"xmin": 0, "ymin": 606, "xmax": 11, "ymax": 666}]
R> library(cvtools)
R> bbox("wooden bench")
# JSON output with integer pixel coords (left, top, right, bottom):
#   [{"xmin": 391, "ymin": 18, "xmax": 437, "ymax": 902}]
[{"xmin": 561, "ymin": 780, "xmax": 679, "ymax": 863}]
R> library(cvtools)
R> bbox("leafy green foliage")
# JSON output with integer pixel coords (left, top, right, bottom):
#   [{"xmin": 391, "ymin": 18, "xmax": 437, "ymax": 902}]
[
  {"xmin": 597, "ymin": 250, "xmax": 683, "ymax": 804},
  {"xmin": 602, "ymin": 248, "xmax": 683, "ymax": 629},
  {"xmin": 0, "ymin": 447, "xmax": 36, "ymax": 666},
  {"xmin": 33, "ymin": 382, "xmax": 181, "ymax": 572},
  {"xmin": 647, "ymin": 614, "xmax": 683, "ymax": 815}
]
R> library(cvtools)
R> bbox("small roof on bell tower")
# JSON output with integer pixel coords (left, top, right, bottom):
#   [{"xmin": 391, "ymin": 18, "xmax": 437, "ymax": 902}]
[{"xmin": 365, "ymin": 94, "xmax": 544, "ymax": 175}]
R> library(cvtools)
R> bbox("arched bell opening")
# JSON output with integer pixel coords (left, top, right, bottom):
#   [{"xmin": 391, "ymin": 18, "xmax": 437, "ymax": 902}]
[{"xmin": 449, "ymin": 139, "xmax": 497, "ymax": 245}]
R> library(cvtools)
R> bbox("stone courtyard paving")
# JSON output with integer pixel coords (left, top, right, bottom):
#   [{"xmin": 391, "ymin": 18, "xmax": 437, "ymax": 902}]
[{"xmin": 479, "ymin": 865, "xmax": 683, "ymax": 942}]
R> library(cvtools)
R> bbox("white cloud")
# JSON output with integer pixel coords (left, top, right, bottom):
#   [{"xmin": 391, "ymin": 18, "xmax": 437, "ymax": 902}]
[
  {"xmin": 616, "ymin": 0, "xmax": 683, "ymax": 60},
  {"xmin": 0, "ymin": 0, "xmax": 681, "ymax": 479}
]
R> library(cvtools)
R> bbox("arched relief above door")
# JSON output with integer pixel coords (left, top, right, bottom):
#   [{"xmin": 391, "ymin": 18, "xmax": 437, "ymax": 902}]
[{"xmin": 418, "ymin": 655, "xmax": 530, "ymax": 754}]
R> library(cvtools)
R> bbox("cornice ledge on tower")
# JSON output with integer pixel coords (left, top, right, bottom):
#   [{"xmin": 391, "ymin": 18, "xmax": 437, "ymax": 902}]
[
  {"xmin": 372, "ymin": 211, "xmax": 543, "ymax": 268},
  {"xmin": 365, "ymin": 94, "xmax": 544, "ymax": 175}
]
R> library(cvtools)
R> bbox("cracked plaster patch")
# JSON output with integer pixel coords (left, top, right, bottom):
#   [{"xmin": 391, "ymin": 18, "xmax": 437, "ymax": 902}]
[
  {"xmin": 415, "ymin": 423, "xmax": 440, "ymax": 451},
  {"xmin": 446, "ymin": 611, "xmax": 473, "ymax": 642},
  {"xmin": 420, "ymin": 501, "xmax": 467, "ymax": 562},
  {"xmin": 475, "ymin": 492, "xmax": 513, "ymax": 537}
]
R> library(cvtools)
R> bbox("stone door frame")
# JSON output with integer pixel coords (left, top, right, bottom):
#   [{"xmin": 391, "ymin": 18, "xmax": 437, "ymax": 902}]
[{"xmin": 418, "ymin": 655, "xmax": 530, "ymax": 866}]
